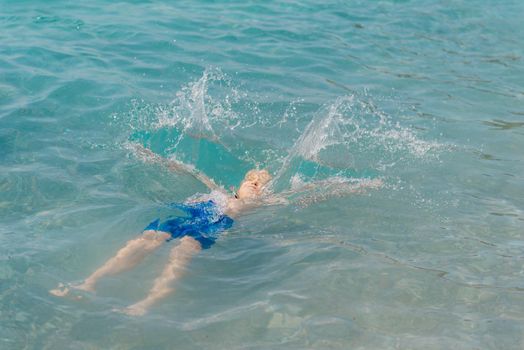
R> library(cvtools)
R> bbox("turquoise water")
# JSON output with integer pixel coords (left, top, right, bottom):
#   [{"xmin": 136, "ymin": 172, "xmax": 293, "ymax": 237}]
[{"xmin": 1, "ymin": 0, "xmax": 524, "ymax": 348}]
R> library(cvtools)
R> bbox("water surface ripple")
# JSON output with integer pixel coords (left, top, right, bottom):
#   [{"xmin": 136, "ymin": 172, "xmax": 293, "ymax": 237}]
[{"xmin": 1, "ymin": 0, "xmax": 524, "ymax": 349}]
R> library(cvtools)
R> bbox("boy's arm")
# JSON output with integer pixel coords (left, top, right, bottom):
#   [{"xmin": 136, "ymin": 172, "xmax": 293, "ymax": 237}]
[
  {"xmin": 286, "ymin": 177, "xmax": 382, "ymax": 195},
  {"xmin": 261, "ymin": 194, "xmax": 290, "ymax": 206},
  {"xmin": 128, "ymin": 143, "xmax": 221, "ymax": 191},
  {"xmin": 166, "ymin": 158, "xmax": 220, "ymax": 191},
  {"xmin": 275, "ymin": 177, "xmax": 383, "ymax": 206}
]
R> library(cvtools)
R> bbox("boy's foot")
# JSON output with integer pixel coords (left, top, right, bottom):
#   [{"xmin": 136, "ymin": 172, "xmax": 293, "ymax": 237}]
[
  {"xmin": 49, "ymin": 283, "xmax": 71, "ymax": 297},
  {"xmin": 114, "ymin": 304, "xmax": 147, "ymax": 316},
  {"xmin": 73, "ymin": 282, "xmax": 95, "ymax": 293},
  {"xmin": 49, "ymin": 282, "xmax": 93, "ymax": 299}
]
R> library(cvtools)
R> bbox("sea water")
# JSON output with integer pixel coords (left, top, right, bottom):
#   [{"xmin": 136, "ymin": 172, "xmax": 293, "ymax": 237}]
[{"xmin": 1, "ymin": 1, "xmax": 523, "ymax": 349}]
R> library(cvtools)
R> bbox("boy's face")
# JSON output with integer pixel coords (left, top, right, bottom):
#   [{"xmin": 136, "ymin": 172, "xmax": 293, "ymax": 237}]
[{"xmin": 237, "ymin": 170, "xmax": 271, "ymax": 199}]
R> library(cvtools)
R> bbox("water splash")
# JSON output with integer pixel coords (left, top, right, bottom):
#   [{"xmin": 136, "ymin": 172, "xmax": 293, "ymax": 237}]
[
  {"xmin": 123, "ymin": 69, "xmax": 446, "ymax": 192},
  {"xmin": 269, "ymin": 94, "xmax": 446, "ymax": 190},
  {"xmin": 271, "ymin": 97, "xmax": 348, "ymax": 187},
  {"xmin": 154, "ymin": 68, "xmax": 239, "ymax": 138}
]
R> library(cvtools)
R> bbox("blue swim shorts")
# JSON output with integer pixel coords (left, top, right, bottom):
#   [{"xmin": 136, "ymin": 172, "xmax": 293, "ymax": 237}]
[{"xmin": 144, "ymin": 200, "xmax": 233, "ymax": 249}]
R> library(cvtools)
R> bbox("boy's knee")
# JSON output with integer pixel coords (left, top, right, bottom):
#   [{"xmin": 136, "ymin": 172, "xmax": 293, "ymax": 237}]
[
  {"xmin": 142, "ymin": 230, "xmax": 170, "ymax": 242},
  {"xmin": 180, "ymin": 236, "xmax": 202, "ymax": 251}
]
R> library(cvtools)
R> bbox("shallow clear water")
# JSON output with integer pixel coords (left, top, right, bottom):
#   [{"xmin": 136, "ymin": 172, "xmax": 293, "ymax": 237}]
[{"xmin": 1, "ymin": 0, "xmax": 524, "ymax": 349}]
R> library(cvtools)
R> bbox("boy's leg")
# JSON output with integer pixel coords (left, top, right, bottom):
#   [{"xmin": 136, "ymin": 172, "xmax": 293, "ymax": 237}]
[
  {"xmin": 122, "ymin": 236, "xmax": 202, "ymax": 316},
  {"xmin": 50, "ymin": 230, "xmax": 170, "ymax": 296}
]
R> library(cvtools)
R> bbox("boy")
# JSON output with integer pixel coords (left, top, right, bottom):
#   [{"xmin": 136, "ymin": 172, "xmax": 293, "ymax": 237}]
[
  {"xmin": 51, "ymin": 144, "xmax": 382, "ymax": 315},
  {"xmin": 51, "ymin": 146, "xmax": 274, "ymax": 316}
]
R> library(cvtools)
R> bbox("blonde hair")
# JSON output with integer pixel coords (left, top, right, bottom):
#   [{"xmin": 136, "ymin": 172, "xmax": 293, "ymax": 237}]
[{"xmin": 243, "ymin": 169, "xmax": 272, "ymax": 185}]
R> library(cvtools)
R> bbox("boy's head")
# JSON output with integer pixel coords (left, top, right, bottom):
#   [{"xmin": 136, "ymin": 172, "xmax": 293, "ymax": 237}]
[{"xmin": 236, "ymin": 169, "xmax": 272, "ymax": 199}]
